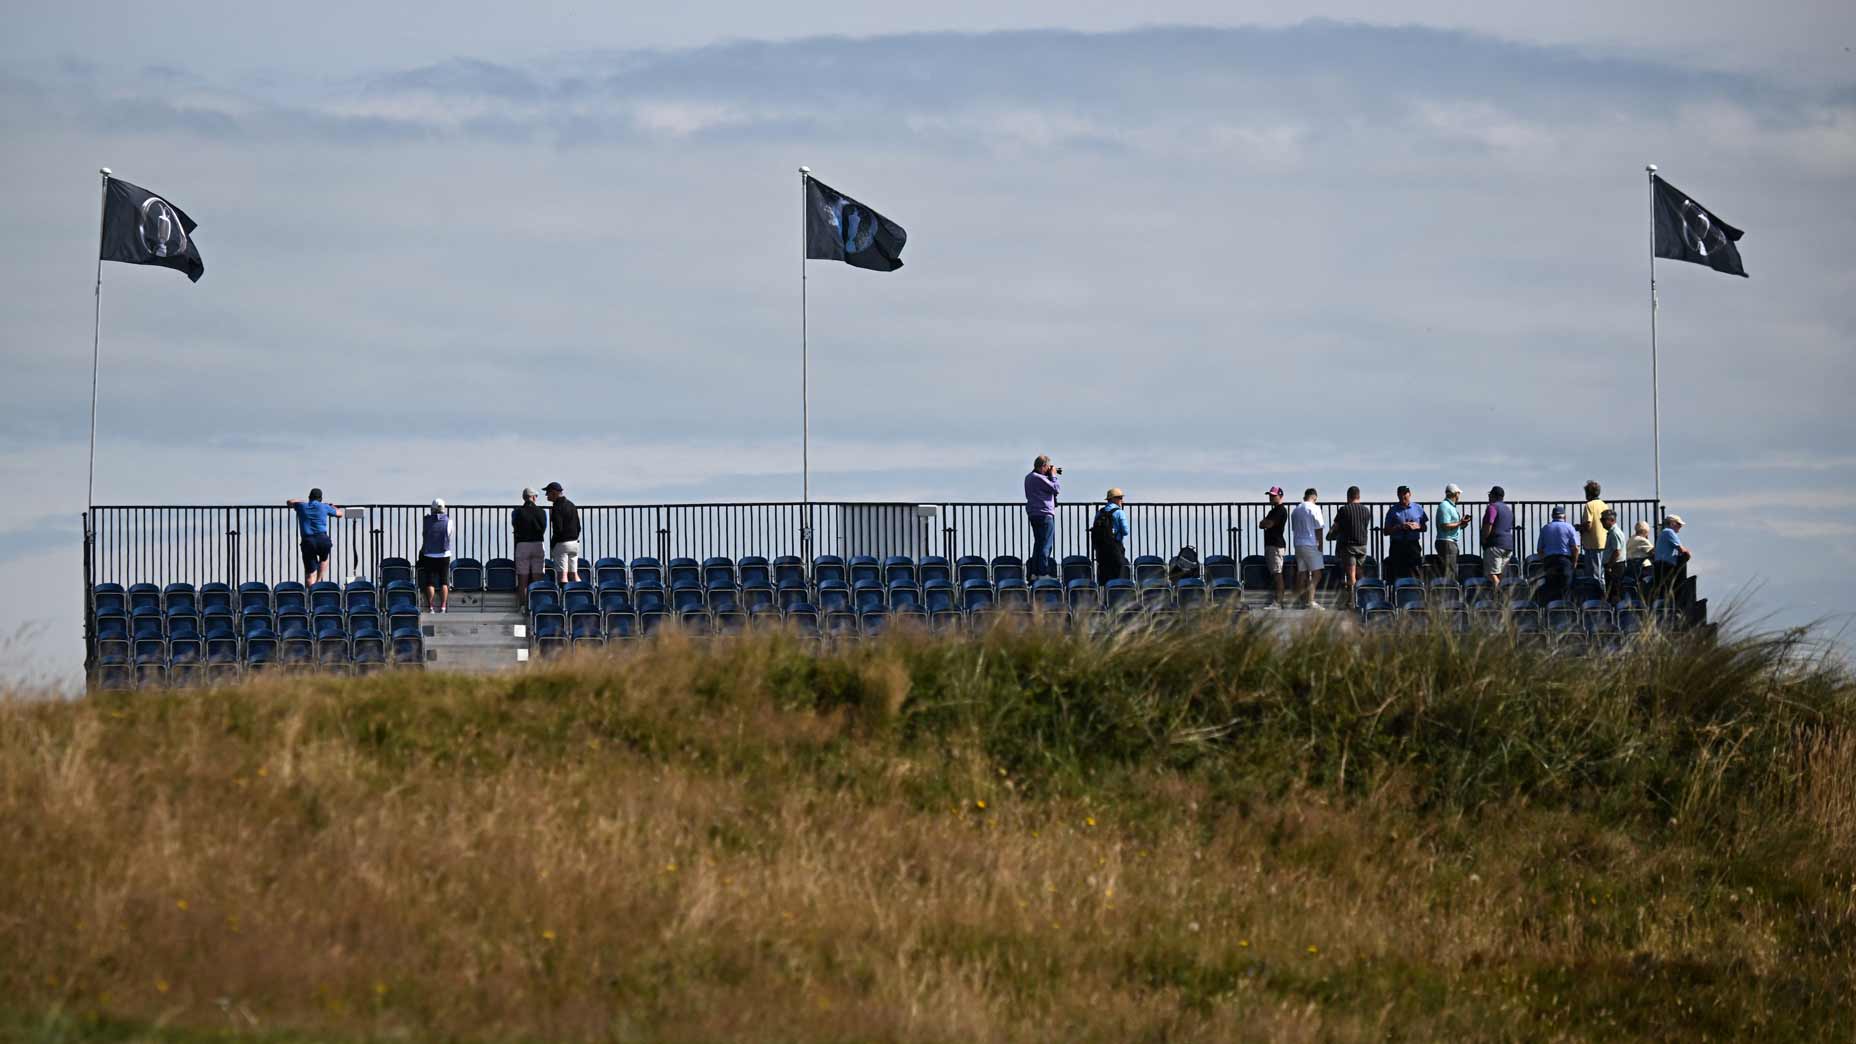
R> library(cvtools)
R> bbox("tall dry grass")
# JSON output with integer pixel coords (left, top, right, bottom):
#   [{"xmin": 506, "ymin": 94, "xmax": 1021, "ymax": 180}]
[{"xmin": 2, "ymin": 621, "xmax": 1853, "ymax": 1042}]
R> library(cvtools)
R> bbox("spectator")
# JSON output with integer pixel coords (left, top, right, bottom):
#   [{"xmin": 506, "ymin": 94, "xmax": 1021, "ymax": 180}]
[
  {"xmin": 1289, "ymin": 488, "xmax": 1326, "ymax": 610},
  {"xmin": 285, "ymin": 487, "xmax": 342, "ymax": 586},
  {"xmin": 1626, "ymin": 520, "xmax": 1655, "ymax": 567},
  {"xmin": 1024, "ymin": 455, "xmax": 1062, "ymax": 580},
  {"xmin": 512, "ymin": 487, "xmax": 548, "ymax": 604},
  {"xmin": 1328, "ymin": 486, "xmax": 1372, "ymax": 604},
  {"xmin": 1259, "ymin": 486, "xmax": 1289, "ymax": 606},
  {"xmin": 1654, "ymin": 514, "xmax": 1691, "ymax": 602},
  {"xmin": 1601, "ymin": 509, "xmax": 1628, "ymax": 599},
  {"xmin": 1091, "ymin": 489, "xmax": 1130, "ymax": 585},
  {"xmin": 1578, "ymin": 480, "xmax": 1609, "ymax": 586},
  {"xmin": 1479, "ymin": 485, "xmax": 1516, "ymax": 590},
  {"xmin": 1382, "ymin": 485, "xmax": 1429, "ymax": 583},
  {"xmin": 1434, "ymin": 483, "xmax": 1469, "ymax": 583},
  {"xmin": 1537, "ymin": 505, "xmax": 1580, "ymax": 604},
  {"xmin": 543, "ymin": 481, "xmax": 582, "ymax": 584},
  {"xmin": 418, "ymin": 498, "xmax": 453, "ymax": 613}
]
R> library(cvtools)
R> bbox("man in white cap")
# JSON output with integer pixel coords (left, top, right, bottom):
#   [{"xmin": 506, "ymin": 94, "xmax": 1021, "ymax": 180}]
[
  {"xmin": 512, "ymin": 487, "xmax": 548, "ymax": 604},
  {"xmin": 1434, "ymin": 483, "xmax": 1470, "ymax": 584},
  {"xmin": 1654, "ymin": 514, "xmax": 1691, "ymax": 602},
  {"xmin": 418, "ymin": 498, "xmax": 453, "ymax": 613}
]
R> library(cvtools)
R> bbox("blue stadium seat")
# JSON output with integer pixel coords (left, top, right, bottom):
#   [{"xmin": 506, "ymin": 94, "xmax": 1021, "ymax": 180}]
[
  {"xmin": 1359, "ymin": 556, "xmax": 1380, "ymax": 581},
  {"xmin": 570, "ymin": 612, "xmax": 604, "ymax": 646},
  {"xmin": 1510, "ymin": 601, "xmax": 1543, "ymax": 634},
  {"xmin": 531, "ymin": 612, "xmax": 568, "ymax": 656},
  {"xmin": 960, "ymin": 578, "xmax": 995, "ymax": 612},
  {"xmin": 1393, "ymin": 578, "xmax": 1426, "ymax": 610},
  {"xmin": 1457, "ymin": 554, "xmax": 1483, "ymax": 583},
  {"xmin": 1065, "ymin": 578, "xmax": 1101, "ymax": 612},
  {"xmin": 1138, "ymin": 582, "xmax": 1173, "ymax": 610},
  {"xmin": 671, "ymin": 581, "xmax": 707, "ymax": 614},
  {"xmin": 852, "ymin": 579, "xmax": 887, "ymax": 614},
  {"xmin": 816, "ymin": 580, "xmax": 851, "ymax": 614},
  {"xmin": 1209, "ymin": 577, "xmax": 1243, "ymax": 608},
  {"xmin": 314, "ymin": 613, "xmax": 349, "ymax": 663},
  {"xmin": 273, "ymin": 582, "xmax": 307, "ymax": 615},
  {"xmin": 747, "ymin": 604, "xmax": 783, "ymax": 632},
  {"xmin": 772, "ymin": 556, "xmax": 806, "ymax": 590},
  {"xmin": 848, "ymin": 555, "xmax": 881, "ymax": 586},
  {"xmin": 1132, "ymin": 556, "xmax": 1166, "ymax": 587},
  {"xmin": 739, "ymin": 556, "xmax": 772, "ymax": 588},
  {"xmin": 350, "ymin": 615, "xmax": 385, "ymax": 664},
  {"xmin": 343, "ymin": 579, "xmax": 377, "ymax": 615},
  {"xmin": 1571, "ymin": 577, "xmax": 1606, "ymax": 606},
  {"xmin": 380, "ymin": 557, "xmax": 415, "ymax": 585},
  {"xmin": 166, "ymin": 612, "xmax": 201, "ymax": 643},
  {"xmin": 859, "ymin": 608, "xmax": 889, "ymax": 638},
  {"xmin": 131, "ymin": 605, "xmax": 165, "ymax": 643},
  {"xmin": 245, "ymin": 633, "xmax": 279, "ymax": 670},
  {"xmin": 387, "ymin": 609, "xmax": 418, "ymax": 637},
  {"xmin": 813, "ymin": 556, "xmax": 848, "ymax": 585},
  {"xmin": 992, "ymin": 556, "xmax": 1026, "ymax": 585},
  {"xmin": 883, "ymin": 555, "xmax": 915, "ymax": 587},
  {"xmin": 1102, "ymin": 579, "xmax": 1137, "ymax": 612},
  {"xmin": 631, "ymin": 557, "xmax": 664, "ymax": 587},
  {"xmin": 162, "ymin": 583, "xmax": 197, "ymax": 617},
  {"xmin": 631, "ymin": 582, "xmax": 667, "ymax": 615},
  {"xmin": 708, "ymin": 587, "xmax": 742, "ymax": 615},
  {"xmin": 605, "ymin": 611, "xmax": 639, "ymax": 640},
  {"xmin": 390, "ymin": 624, "xmax": 424, "ymax": 666},
  {"xmin": 527, "ymin": 582, "xmax": 563, "ymax": 615},
  {"xmin": 484, "ymin": 558, "xmax": 518, "ymax": 592},
  {"xmin": 703, "ymin": 557, "xmax": 738, "ymax": 590},
  {"xmin": 888, "ymin": 582, "xmax": 923, "ymax": 612},
  {"xmin": 385, "ymin": 580, "xmax": 419, "ymax": 615},
  {"xmin": 996, "ymin": 578, "xmax": 1031, "ymax": 613},
  {"xmin": 923, "ymin": 579, "xmax": 957, "ymax": 616},
  {"xmin": 594, "ymin": 557, "xmax": 627, "ymax": 588},
  {"xmin": 713, "ymin": 609, "xmax": 747, "ymax": 636},
  {"xmin": 1461, "ymin": 577, "xmax": 1493, "ymax": 608},
  {"xmin": 92, "ymin": 582, "xmax": 127, "ymax": 617},
  {"xmin": 128, "ymin": 583, "xmax": 161, "ymax": 615},
  {"xmin": 1175, "ymin": 578, "xmax": 1207, "ymax": 609},
  {"xmin": 920, "ymin": 556, "xmax": 953, "ymax": 586},
  {"xmin": 1545, "ymin": 600, "xmax": 1581, "ymax": 636},
  {"xmin": 1428, "ymin": 579, "xmax": 1463, "ymax": 611},
  {"xmin": 778, "ymin": 584, "xmax": 811, "ymax": 612},
  {"xmin": 203, "ymin": 613, "xmax": 239, "ymax": 662},
  {"xmin": 892, "ymin": 605, "xmax": 930, "ymax": 630},
  {"xmin": 563, "ymin": 581, "xmax": 596, "ymax": 616},
  {"xmin": 309, "ymin": 581, "xmax": 343, "ymax": 615},
  {"xmin": 450, "ymin": 558, "xmax": 484, "ymax": 592},
  {"xmin": 1030, "ymin": 578, "xmax": 1064, "ymax": 613},
  {"xmin": 824, "ymin": 607, "xmax": 858, "ymax": 638},
  {"xmin": 197, "ymin": 579, "xmax": 232, "ymax": 613},
  {"xmin": 1581, "ymin": 598, "xmax": 1616, "ymax": 636},
  {"xmin": 1204, "ymin": 555, "xmax": 1237, "ymax": 584},
  {"xmin": 668, "ymin": 558, "xmax": 701, "ymax": 587},
  {"xmin": 741, "ymin": 584, "xmax": 775, "ymax": 612},
  {"xmin": 236, "ymin": 581, "xmax": 271, "ymax": 617},
  {"xmin": 1239, "ymin": 555, "xmax": 1270, "ymax": 590},
  {"xmin": 1060, "ymin": 555, "xmax": 1093, "ymax": 586},
  {"xmin": 955, "ymin": 556, "xmax": 989, "ymax": 585},
  {"xmin": 783, "ymin": 603, "xmax": 821, "ymax": 638}
]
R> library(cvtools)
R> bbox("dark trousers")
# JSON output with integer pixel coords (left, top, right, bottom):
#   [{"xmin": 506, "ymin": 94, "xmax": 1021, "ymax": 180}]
[
  {"xmin": 1095, "ymin": 541, "xmax": 1128, "ymax": 585},
  {"xmin": 1385, "ymin": 540, "xmax": 1422, "ymax": 583},
  {"xmin": 1027, "ymin": 514, "xmax": 1056, "ymax": 579},
  {"xmin": 1541, "ymin": 554, "xmax": 1573, "ymax": 604}
]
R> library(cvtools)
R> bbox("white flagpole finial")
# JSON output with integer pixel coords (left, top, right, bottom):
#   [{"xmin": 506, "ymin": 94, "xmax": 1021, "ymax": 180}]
[
  {"xmin": 1645, "ymin": 163, "xmax": 1657, "ymax": 173},
  {"xmin": 99, "ymin": 167, "xmax": 112, "ymax": 176}
]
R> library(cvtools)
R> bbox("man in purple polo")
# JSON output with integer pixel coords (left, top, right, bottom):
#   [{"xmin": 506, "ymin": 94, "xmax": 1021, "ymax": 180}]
[{"xmin": 1024, "ymin": 454, "xmax": 1062, "ymax": 580}]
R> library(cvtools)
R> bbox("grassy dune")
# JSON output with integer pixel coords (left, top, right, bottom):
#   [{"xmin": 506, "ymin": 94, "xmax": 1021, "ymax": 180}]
[{"xmin": 2, "ymin": 622, "xmax": 1853, "ymax": 1042}]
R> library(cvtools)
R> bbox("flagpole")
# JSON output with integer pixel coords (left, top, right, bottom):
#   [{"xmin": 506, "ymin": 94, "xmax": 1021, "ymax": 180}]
[
  {"xmin": 88, "ymin": 167, "xmax": 111, "ymax": 512},
  {"xmin": 1646, "ymin": 164, "xmax": 1662, "ymax": 513},
  {"xmin": 799, "ymin": 165, "xmax": 812, "ymax": 560}
]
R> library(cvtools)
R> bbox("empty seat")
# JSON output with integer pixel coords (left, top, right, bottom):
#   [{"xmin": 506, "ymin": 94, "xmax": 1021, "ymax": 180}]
[
  {"xmin": 852, "ymin": 579, "xmax": 887, "ymax": 614},
  {"xmin": 273, "ymin": 582, "xmax": 308, "ymax": 615},
  {"xmin": 1138, "ymin": 582, "xmax": 1174, "ymax": 610},
  {"xmin": 991, "ymin": 555, "xmax": 1026, "ymax": 585},
  {"xmin": 1457, "ymin": 554, "xmax": 1483, "ymax": 583},
  {"xmin": 812, "ymin": 555, "xmax": 848, "ymax": 585},
  {"xmin": 1392, "ymin": 578, "xmax": 1426, "ymax": 610},
  {"xmin": 771, "ymin": 556, "xmax": 806, "ymax": 589},
  {"xmin": 1060, "ymin": 555, "xmax": 1093, "ymax": 585},
  {"xmin": 594, "ymin": 557, "xmax": 627, "ymax": 588},
  {"xmin": 703, "ymin": 557, "xmax": 738, "ymax": 589},
  {"xmin": 631, "ymin": 557, "xmax": 664, "ymax": 587},
  {"xmin": 667, "ymin": 558, "xmax": 701, "ymax": 587},
  {"xmin": 127, "ymin": 583, "xmax": 161, "ymax": 615},
  {"xmin": 960, "ymin": 578, "xmax": 996, "ymax": 612},
  {"xmin": 527, "ymin": 582, "xmax": 563, "ymax": 615},
  {"xmin": 996, "ymin": 578, "xmax": 1031, "ymax": 612},
  {"xmin": 920, "ymin": 556, "xmax": 953, "ymax": 585},
  {"xmin": 1545, "ymin": 600, "xmax": 1581, "ymax": 635},
  {"xmin": 1209, "ymin": 577, "xmax": 1244, "ymax": 607},
  {"xmin": 343, "ymin": 579, "xmax": 377, "ymax": 614},
  {"xmin": 816, "ymin": 580, "xmax": 851, "ymax": 614},
  {"xmin": 1428, "ymin": 579, "xmax": 1463, "ymax": 611},
  {"xmin": 1030, "ymin": 577, "xmax": 1065, "ymax": 613},
  {"xmin": 604, "ymin": 611, "xmax": 639, "ymax": 640},
  {"xmin": 1132, "ymin": 556, "xmax": 1166, "ymax": 587},
  {"xmin": 1203, "ymin": 555, "xmax": 1237, "ymax": 584},
  {"xmin": 1239, "ymin": 555, "xmax": 1270, "ymax": 590},
  {"xmin": 1065, "ymin": 578, "xmax": 1101, "ymax": 611},
  {"xmin": 741, "ymin": 585, "xmax": 775, "ymax": 612},
  {"xmin": 380, "ymin": 557, "xmax": 415, "ymax": 585},
  {"xmin": 570, "ymin": 612, "xmax": 605, "ymax": 645},
  {"xmin": 955, "ymin": 556, "xmax": 989, "ymax": 585},
  {"xmin": 484, "ymin": 558, "xmax": 518, "ymax": 592},
  {"xmin": 1175, "ymin": 578, "xmax": 1207, "ymax": 609},
  {"xmin": 309, "ymin": 581, "xmax": 343, "ymax": 615},
  {"xmin": 531, "ymin": 612, "xmax": 568, "ymax": 655},
  {"xmin": 887, "ymin": 582, "xmax": 923, "ymax": 612},
  {"xmin": 162, "ymin": 582, "xmax": 197, "ymax": 616},
  {"xmin": 882, "ymin": 555, "xmax": 915, "ymax": 587},
  {"xmin": 450, "ymin": 558, "xmax": 484, "ymax": 592},
  {"xmin": 92, "ymin": 582, "xmax": 127, "ymax": 617},
  {"xmin": 385, "ymin": 580, "xmax": 419, "ymax": 615},
  {"xmin": 848, "ymin": 555, "xmax": 881, "ymax": 586},
  {"xmin": 1102, "ymin": 579, "xmax": 1137, "ymax": 611},
  {"xmin": 739, "ymin": 556, "xmax": 772, "ymax": 588},
  {"xmin": 923, "ymin": 579, "xmax": 957, "ymax": 615}
]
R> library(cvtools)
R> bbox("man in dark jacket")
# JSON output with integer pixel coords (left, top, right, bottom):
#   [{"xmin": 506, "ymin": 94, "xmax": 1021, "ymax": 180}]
[
  {"xmin": 512, "ymin": 487, "xmax": 549, "ymax": 603},
  {"xmin": 1328, "ymin": 485, "xmax": 1373, "ymax": 604},
  {"xmin": 1092, "ymin": 488, "xmax": 1129, "ymax": 585},
  {"xmin": 543, "ymin": 481, "xmax": 582, "ymax": 584}
]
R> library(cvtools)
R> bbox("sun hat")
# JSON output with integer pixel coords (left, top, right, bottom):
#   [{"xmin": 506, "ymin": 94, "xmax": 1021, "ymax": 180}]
[{"xmin": 1106, "ymin": 488, "xmax": 1124, "ymax": 500}]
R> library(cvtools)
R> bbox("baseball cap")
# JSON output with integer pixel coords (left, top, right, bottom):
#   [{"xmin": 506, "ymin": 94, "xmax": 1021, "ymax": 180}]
[
  {"xmin": 1266, "ymin": 486, "xmax": 1284, "ymax": 497},
  {"xmin": 431, "ymin": 498, "xmax": 446, "ymax": 512},
  {"xmin": 1551, "ymin": 505, "xmax": 1566, "ymax": 518},
  {"xmin": 1664, "ymin": 514, "xmax": 1684, "ymax": 526},
  {"xmin": 1444, "ymin": 483, "xmax": 1461, "ymax": 495},
  {"xmin": 1396, "ymin": 485, "xmax": 1411, "ymax": 496},
  {"xmin": 543, "ymin": 481, "xmax": 564, "ymax": 493},
  {"xmin": 522, "ymin": 487, "xmax": 538, "ymax": 499}
]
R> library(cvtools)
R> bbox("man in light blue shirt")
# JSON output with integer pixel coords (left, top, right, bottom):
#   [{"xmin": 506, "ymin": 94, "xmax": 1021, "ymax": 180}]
[
  {"xmin": 1536, "ymin": 506, "xmax": 1580, "ymax": 603},
  {"xmin": 1654, "ymin": 514, "xmax": 1690, "ymax": 602},
  {"xmin": 285, "ymin": 487, "xmax": 343, "ymax": 585},
  {"xmin": 1434, "ymin": 483, "xmax": 1470, "ymax": 583},
  {"xmin": 1289, "ymin": 489, "xmax": 1326, "ymax": 609},
  {"xmin": 1092, "ymin": 488, "xmax": 1129, "ymax": 584}
]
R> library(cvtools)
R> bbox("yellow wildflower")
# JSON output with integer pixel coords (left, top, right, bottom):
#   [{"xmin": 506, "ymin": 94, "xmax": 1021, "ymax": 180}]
[
  {"xmin": 975, "ymin": 799, "xmax": 987, "ymax": 810},
  {"xmin": 1085, "ymin": 816, "xmax": 1097, "ymax": 828},
  {"xmin": 175, "ymin": 900, "xmax": 188, "ymax": 912},
  {"xmin": 541, "ymin": 929, "xmax": 556, "ymax": 942}
]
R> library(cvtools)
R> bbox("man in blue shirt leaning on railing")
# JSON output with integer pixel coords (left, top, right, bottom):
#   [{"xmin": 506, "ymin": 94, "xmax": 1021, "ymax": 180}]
[
  {"xmin": 285, "ymin": 487, "xmax": 343, "ymax": 586},
  {"xmin": 1536, "ymin": 505, "xmax": 1581, "ymax": 605}
]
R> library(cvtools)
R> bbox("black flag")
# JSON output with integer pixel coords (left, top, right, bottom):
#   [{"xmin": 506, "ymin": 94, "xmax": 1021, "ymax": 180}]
[
  {"xmin": 100, "ymin": 177, "xmax": 205, "ymax": 283},
  {"xmin": 1652, "ymin": 175, "xmax": 1746, "ymax": 278},
  {"xmin": 805, "ymin": 177, "xmax": 906, "ymax": 272}
]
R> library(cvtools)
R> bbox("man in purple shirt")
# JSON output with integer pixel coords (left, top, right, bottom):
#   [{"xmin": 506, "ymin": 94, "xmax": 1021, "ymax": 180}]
[{"xmin": 1024, "ymin": 454, "xmax": 1062, "ymax": 580}]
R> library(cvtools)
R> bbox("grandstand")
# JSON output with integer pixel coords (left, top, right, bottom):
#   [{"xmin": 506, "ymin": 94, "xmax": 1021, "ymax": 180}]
[{"xmin": 81, "ymin": 499, "xmax": 1704, "ymax": 689}]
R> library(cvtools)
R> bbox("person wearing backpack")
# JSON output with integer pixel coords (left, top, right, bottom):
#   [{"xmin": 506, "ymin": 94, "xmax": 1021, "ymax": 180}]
[{"xmin": 1092, "ymin": 489, "xmax": 1129, "ymax": 585}]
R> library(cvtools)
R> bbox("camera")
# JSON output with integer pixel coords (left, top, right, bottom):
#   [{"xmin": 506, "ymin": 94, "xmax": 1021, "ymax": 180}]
[{"xmin": 1054, "ymin": 466, "xmax": 1063, "ymax": 475}]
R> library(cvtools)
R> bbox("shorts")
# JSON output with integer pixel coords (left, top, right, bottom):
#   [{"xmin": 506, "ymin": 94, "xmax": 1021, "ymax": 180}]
[
  {"xmin": 1484, "ymin": 546, "xmax": 1512, "ymax": 576},
  {"xmin": 1338, "ymin": 544, "xmax": 1367, "ymax": 562},
  {"xmin": 1265, "ymin": 546, "xmax": 1286, "ymax": 574},
  {"xmin": 515, "ymin": 541, "xmax": 546, "ymax": 576},
  {"xmin": 550, "ymin": 540, "xmax": 582, "ymax": 575},
  {"xmin": 1294, "ymin": 546, "xmax": 1323, "ymax": 573},
  {"xmin": 417, "ymin": 556, "xmax": 450, "ymax": 589},
  {"xmin": 299, "ymin": 534, "xmax": 332, "ymax": 573}
]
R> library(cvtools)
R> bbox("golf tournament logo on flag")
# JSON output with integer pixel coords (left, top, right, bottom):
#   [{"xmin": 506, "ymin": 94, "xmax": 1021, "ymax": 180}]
[
  {"xmin": 1651, "ymin": 175, "xmax": 1746, "ymax": 277},
  {"xmin": 804, "ymin": 177, "xmax": 907, "ymax": 272},
  {"xmin": 100, "ymin": 176, "xmax": 205, "ymax": 282}
]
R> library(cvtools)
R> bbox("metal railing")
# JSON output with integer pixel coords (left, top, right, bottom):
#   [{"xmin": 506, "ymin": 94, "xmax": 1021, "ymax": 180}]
[{"xmin": 81, "ymin": 498, "xmax": 1664, "ymax": 590}]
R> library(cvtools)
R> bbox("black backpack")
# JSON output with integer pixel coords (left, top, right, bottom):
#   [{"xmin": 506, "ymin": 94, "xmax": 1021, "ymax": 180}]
[
  {"xmin": 1091, "ymin": 505, "xmax": 1118, "ymax": 548},
  {"xmin": 1167, "ymin": 545, "xmax": 1201, "ymax": 582}
]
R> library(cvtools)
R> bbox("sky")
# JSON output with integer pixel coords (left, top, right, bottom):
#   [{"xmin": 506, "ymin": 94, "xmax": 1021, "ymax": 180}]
[{"xmin": 2, "ymin": 3, "xmax": 1853, "ymax": 686}]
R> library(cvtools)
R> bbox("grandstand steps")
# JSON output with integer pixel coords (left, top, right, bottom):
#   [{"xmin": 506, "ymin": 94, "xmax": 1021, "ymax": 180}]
[{"xmin": 420, "ymin": 611, "xmax": 529, "ymax": 672}]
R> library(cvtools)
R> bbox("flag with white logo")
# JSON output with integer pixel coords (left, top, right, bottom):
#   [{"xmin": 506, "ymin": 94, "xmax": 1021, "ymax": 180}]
[
  {"xmin": 1651, "ymin": 175, "xmax": 1746, "ymax": 278},
  {"xmin": 804, "ymin": 177, "xmax": 906, "ymax": 272},
  {"xmin": 100, "ymin": 177, "xmax": 205, "ymax": 283}
]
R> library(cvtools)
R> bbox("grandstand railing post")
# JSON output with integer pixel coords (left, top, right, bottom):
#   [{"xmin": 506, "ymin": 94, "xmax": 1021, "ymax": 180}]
[
  {"xmin": 656, "ymin": 507, "xmax": 671, "ymax": 569},
  {"xmin": 225, "ymin": 507, "xmax": 239, "ymax": 589},
  {"xmin": 81, "ymin": 511, "xmax": 95, "ymax": 683},
  {"xmin": 941, "ymin": 525, "xmax": 956, "ymax": 563},
  {"xmin": 370, "ymin": 523, "xmax": 383, "ymax": 584}
]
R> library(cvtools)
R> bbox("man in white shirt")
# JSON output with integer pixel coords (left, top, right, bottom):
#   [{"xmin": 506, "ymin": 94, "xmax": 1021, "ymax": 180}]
[{"xmin": 1289, "ymin": 488, "xmax": 1326, "ymax": 610}]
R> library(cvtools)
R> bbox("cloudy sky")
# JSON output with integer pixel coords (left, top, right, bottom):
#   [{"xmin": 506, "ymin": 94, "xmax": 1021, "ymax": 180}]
[{"xmin": 2, "ymin": 3, "xmax": 1853, "ymax": 685}]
